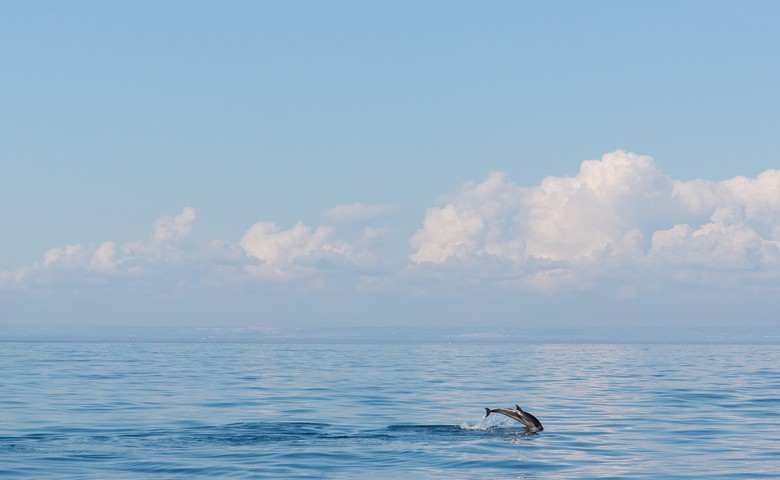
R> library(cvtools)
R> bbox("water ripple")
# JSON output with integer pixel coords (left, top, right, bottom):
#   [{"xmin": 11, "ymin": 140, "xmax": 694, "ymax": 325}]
[{"xmin": 1, "ymin": 342, "xmax": 779, "ymax": 478}]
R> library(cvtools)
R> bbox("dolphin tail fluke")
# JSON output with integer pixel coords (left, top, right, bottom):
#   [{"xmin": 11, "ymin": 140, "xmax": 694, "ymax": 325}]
[{"xmin": 484, "ymin": 408, "xmax": 491, "ymax": 418}]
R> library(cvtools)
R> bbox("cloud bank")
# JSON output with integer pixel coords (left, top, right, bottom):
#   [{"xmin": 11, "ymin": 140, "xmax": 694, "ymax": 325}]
[
  {"xmin": 4, "ymin": 151, "xmax": 780, "ymax": 303},
  {"xmin": 2, "ymin": 207, "xmax": 201, "ymax": 290},
  {"xmin": 409, "ymin": 151, "xmax": 780, "ymax": 295}
]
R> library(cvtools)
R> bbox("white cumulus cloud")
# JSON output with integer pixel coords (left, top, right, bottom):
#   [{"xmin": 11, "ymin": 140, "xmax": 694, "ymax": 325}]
[
  {"xmin": 4, "ymin": 207, "xmax": 200, "ymax": 288},
  {"xmin": 239, "ymin": 221, "xmax": 353, "ymax": 280},
  {"xmin": 88, "ymin": 241, "xmax": 118, "ymax": 272},
  {"xmin": 524, "ymin": 151, "xmax": 668, "ymax": 262},
  {"xmin": 4, "ymin": 151, "xmax": 780, "ymax": 305},
  {"xmin": 43, "ymin": 244, "xmax": 86, "ymax": 268},
  {"xmin": 409, "ymin": 172, "xmax": 526, "ymax": 263},
  {"xmin": 150, "ymin": 207, "xmax": 197, "ymax": 246},
  {"xmin": 409, "ymin": 150, "xmax": 780, "ymax": 294}
]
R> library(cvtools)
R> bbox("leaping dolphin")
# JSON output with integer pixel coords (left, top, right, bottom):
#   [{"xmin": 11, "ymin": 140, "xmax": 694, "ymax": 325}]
[{"xmin": 484, "ymin": 405, "xmax": 543, "ymax": 431}]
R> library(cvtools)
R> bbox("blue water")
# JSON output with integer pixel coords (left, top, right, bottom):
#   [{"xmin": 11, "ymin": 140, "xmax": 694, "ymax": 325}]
[{"xmin": 1, "ymin": 341, "xmax": 779, "ymax": 478}]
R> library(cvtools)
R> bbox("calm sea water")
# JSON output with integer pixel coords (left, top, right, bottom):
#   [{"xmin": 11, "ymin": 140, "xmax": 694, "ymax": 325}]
[{"xmin": 1, "ymin": 341, "xmax": 778, "ymax": 479}]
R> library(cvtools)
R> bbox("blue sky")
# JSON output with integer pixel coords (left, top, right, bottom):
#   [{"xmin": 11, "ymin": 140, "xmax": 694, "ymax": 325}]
[{"xmin": 2, "ymin": 1, "xmax": 780, "ymax": 333}]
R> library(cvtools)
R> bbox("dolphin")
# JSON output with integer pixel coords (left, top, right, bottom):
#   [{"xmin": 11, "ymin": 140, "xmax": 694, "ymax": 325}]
[{"xmin": 484, "ymin": 405, "xmax": 543, "ymax": 431}]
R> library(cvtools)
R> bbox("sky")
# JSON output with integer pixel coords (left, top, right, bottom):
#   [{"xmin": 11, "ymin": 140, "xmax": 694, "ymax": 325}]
[{"xmin": 2, "ymin": 1, "xmax": 780, "ymax": 335}]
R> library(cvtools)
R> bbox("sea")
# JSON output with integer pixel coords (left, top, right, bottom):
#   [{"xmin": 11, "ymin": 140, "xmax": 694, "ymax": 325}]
[{"xmin": 1, "ymin": 339, "xmax": 779, "ymax": 479}]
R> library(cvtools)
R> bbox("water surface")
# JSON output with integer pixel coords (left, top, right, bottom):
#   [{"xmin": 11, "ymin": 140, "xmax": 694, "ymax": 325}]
[{"xmin": 1, "ymin": 342, "xmax": 778, "ymax": 478}]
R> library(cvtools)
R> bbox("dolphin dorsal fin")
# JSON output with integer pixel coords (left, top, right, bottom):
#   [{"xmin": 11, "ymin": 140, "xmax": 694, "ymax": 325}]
[{"xmin": 515, "ymin": 405, "xmax": 523, "ymax": 411}]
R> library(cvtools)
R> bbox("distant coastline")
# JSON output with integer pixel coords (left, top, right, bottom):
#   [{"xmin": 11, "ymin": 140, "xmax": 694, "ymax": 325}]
[{"xmin": 2, "ymin": 324, "xmax": 778, "ymax": 345}]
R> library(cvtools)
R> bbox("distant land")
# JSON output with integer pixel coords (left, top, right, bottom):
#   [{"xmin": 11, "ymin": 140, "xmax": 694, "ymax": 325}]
[{"xmin": 2, "ymin": 324, "xmax": 778, "ymax": 344}]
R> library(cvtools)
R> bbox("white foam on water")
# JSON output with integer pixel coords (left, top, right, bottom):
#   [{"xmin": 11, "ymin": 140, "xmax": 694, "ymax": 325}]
[{"xmin": 459, "ymin": 414, "xmax": 516, "ymax": 430}]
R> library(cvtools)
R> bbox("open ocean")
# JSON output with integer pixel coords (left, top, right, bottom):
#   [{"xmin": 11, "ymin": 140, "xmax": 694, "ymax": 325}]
[{"xmin": 1, "ymin": 340, "xmax": 779, "ymax": 479}]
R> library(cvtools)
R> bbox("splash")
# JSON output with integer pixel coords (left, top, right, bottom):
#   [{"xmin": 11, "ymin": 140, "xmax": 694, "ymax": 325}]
[{"xmin": 460, "ymin": 414, "xmax": 517, "ymax": 430}]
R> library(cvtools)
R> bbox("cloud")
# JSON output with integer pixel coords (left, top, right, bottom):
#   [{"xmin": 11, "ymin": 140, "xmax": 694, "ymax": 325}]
[
  {"xmin": 88, "ymin": 241, "xmax": 118, "ymax": 272},
  {"xmin": 649, "ymin": 169, "xmax": 780, "ymax": 269},
  {"xmin": 409, "ymin": 150, "xmax": 780, "ymax": 293},
  {"xmin": 2, "ymin": 206, "xmax": 373, "ymax": 292},
  {"xmin": 239, "ymin": 221, "xmax": 353, "ymax": 280},
  {"xmin": 0, "ymin": 266, "xmax": 30, "ymax": 289},
  {"xmin": 410, "ymin": 172, "xmax": 526, "ymax": 263},
  {"xmin": 524, "ymin": 151, "xmax": 668, "ymax": 262},
  {"xmin": 323, "ymin": 203, "xmax": 396, "ymax": 222},
  {"xmin": 43, "ymin": 244, "xmax": 86, "ymax": 268},
  {"xmin": 5, "ymin": 207, "xmax": 201, "ymax": 289},
  {"xmin": 410, "ymin": 151, "xmax": 670, "ymax": 266},
  {"xmin": 4, "ymin": 151, "xmax": 780, "ymax": 306},
  {"xmin": 150, "ymin": 207, "xmax": 197, "ymax": 245}
]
